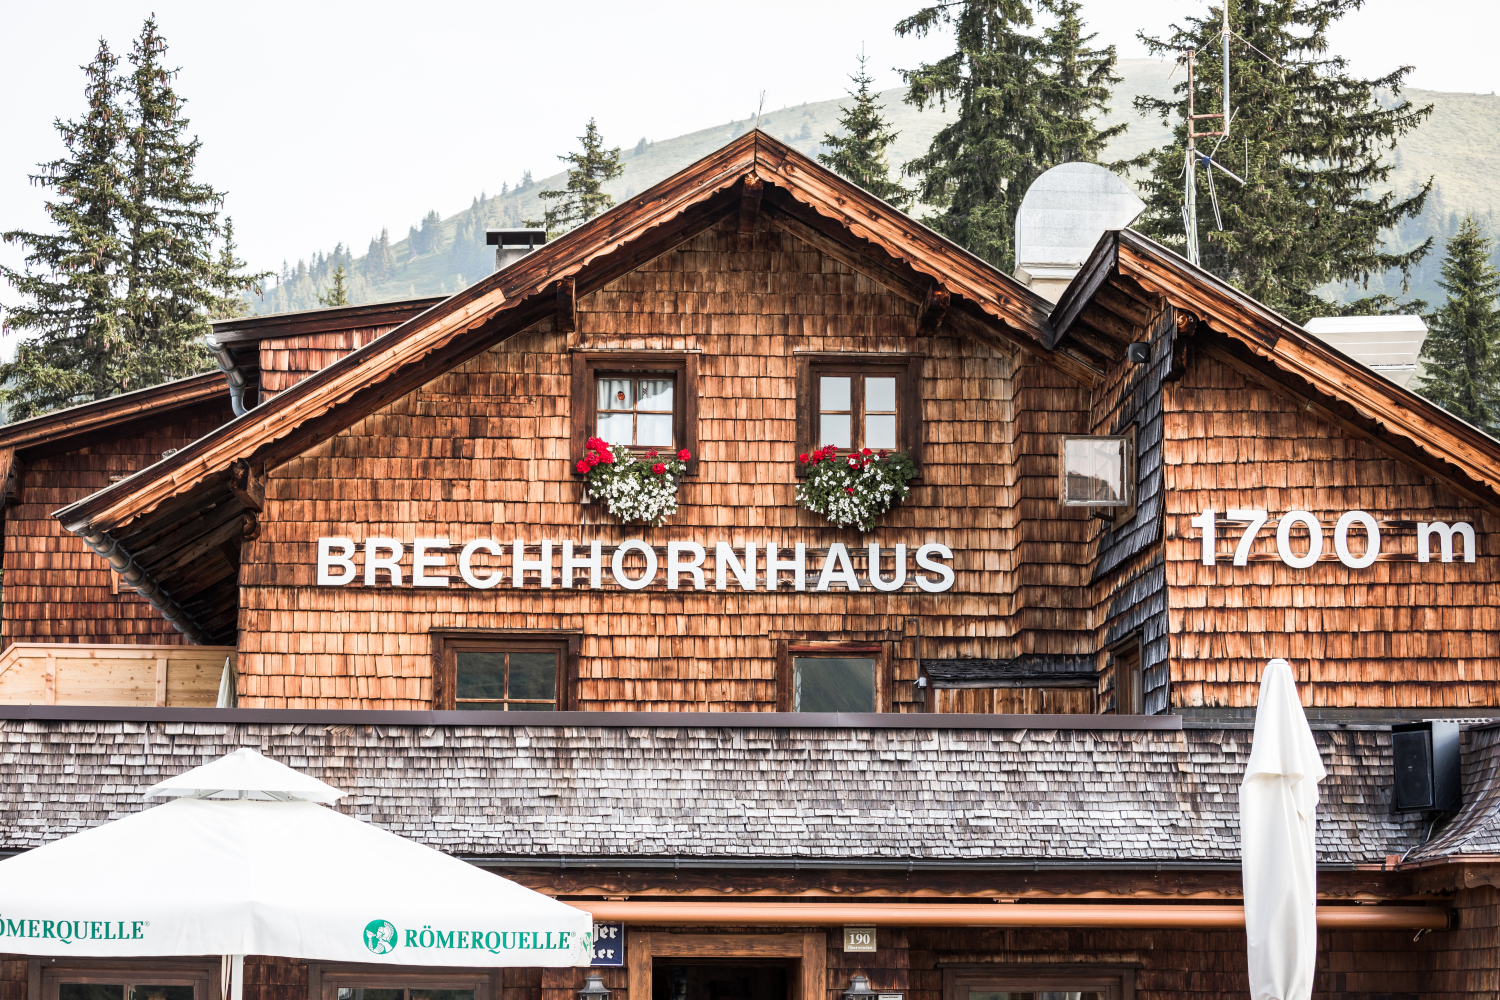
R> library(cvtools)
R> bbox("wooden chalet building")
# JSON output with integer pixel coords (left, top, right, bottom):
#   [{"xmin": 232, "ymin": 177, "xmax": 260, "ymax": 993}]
[{"xmin": 4, "ymin": 132, "xmax": 1500, "ymax": 997}]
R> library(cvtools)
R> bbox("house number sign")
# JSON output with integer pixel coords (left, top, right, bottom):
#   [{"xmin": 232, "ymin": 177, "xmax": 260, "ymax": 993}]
[
  {"xmin": 1189, "ymin": 509, "xmax": 1476, "ymax": 568},
  {"xmin": 315, "ymin": 537, "xmax": 957, "ymax": 592}
]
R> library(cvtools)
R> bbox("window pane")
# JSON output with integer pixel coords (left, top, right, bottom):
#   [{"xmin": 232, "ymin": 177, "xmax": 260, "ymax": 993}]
[
  {"xmin": 1063, "ymin": 437, "xmax": 1127, "ymax": 504},
  {"xmin": 865, "ymin": 376, "xmax": 896, "ymax": 412},
  {"xmin": 599, "ymin": 377, "xmax": 632, "ymax": 410},
  {"xmin": 61, "ymin": 987, "xmax": 124, "ymax": 1000},
  {"xmin": 597, "ymin": 411, "xmax": 634, "ymax": 447},
  {"xmin": 456, "ymin": 650, "xmax": 507, "ymax": 703},
  {"xmin": 865, "ymin": 414, "xmax": 897, "ymax": 450},
  {"xmin": 411, "ymin": 991, "xmax": 475, "ymax": 1000},
  {"xmin": 820, "ymin": 376, "xmax": 851, "ymax": 411},
  {"xmin": 638, "ymin": 413, "xmax": 673, "ymax": 447},
  {"xmin": 338, "ymin": 991, "xmax": 403, "ymax": 1000},
  {"xmin": 794, "ymin": 657, "xmax": 875, "ymax": 712},
  {"xmin": 638, "ymin": 378, "xmax": 674, "ymax": 410},
  {"xmin": 820, "ymin": 414, "xmax": 851, "ymax": 449},
  {"xmin": 508, "ymin": 651, "xmax": 558, "ymax": 705},
  {"xmin": 132, "ymin": 988, "xmax": 194, "ymax": 1000}
]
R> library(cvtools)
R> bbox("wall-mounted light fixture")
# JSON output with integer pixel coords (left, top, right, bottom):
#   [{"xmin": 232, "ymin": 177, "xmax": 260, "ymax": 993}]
[{"xmin": 578, "ymin": 973, "xmax": 611, "ymax": 1000}]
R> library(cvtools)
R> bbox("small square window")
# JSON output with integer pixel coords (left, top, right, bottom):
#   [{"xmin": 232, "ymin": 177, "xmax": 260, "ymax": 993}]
[
  {"xmin": 434, "ymin": 634, "xmax": 574, "ymax": 710},
  {"xmin": 572, "ymin": 353, "xmax": 697, "ymax": 473},
  {"xmin": 1061, "ymin": 432, "xmax": 1134, "ymax": 508}
]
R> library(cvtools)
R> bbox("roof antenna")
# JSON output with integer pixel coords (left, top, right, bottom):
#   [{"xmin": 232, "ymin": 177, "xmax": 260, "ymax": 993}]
[
  {"xmin": 754, "ymin": 91, "xmax": 766, "ymax": 131},
  {"xmin": 1183, "ymin": 1, "xmax": 1233, "ymax": 266}
]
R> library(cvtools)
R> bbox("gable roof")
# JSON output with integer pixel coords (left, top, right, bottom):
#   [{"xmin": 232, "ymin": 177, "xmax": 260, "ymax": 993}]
[
  {"xmin": 50, "ymin": 130, "xmax": 1060, "ymax": 642},
  {"xmin": 0, "ymin": 371, "xmax": 228, "ymax": 460},
  {"xmin": 1052, "ymin": 229, "xmax": 1500, "ymax": 514}
]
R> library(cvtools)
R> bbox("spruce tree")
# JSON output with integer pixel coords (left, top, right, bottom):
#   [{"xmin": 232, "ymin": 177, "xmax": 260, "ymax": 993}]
[
  {"xmin": 0, "ymin": 39, "xmax": 130, "ymax": 419},
  {"xmin": 116, "ymin": 15, "xmax": 265, "ymax": 392},
  {"xmin": 317, "ymin": 264, "xmax": 350, "ymax": 308},
  {"xmin": 1132, "ymin": 0, "xmax": 1433, "ymax": 321},
  {"xmin": 526, "ymin": 119, "xmax": 624, "ymax": 237},
  {"xmin": 1038, "ymin": 0, "xmax": 1127, "ymax": 165},
  {"xmin": 896, "ymin": 0, "xmax": 1123, "ymax": 271},
  {"xmin": 1417, "ymin": 217, "xmax": 1500, "ymax": 433},
  {"xmin": 819, "ymin": 50, "xmax": 912, "ymax": 209}
]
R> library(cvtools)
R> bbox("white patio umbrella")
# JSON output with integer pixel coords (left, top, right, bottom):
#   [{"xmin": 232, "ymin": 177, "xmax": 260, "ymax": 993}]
[
  {"xmin": 0, "ymin": 748, "xmax": 593, "ymax": 996},
  {"xmin": 1240, "ymin": 658, "xmax": 1328, "ymax": 1000}
]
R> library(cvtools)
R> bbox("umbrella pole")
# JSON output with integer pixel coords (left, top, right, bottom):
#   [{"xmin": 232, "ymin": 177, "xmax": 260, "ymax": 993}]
[{"xmin": 222, "ymin": 954, "xmax": 244, "ymax": 1000}]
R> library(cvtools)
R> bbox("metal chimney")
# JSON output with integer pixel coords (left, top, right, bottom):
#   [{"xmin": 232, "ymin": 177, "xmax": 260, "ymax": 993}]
[{"xmin": 486, "ymin": 228, "xmax": 547, "ymax": 272}]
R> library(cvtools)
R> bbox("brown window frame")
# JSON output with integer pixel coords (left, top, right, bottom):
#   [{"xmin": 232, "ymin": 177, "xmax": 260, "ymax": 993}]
[
  {"xmin": 431, "ymin": 630, "xmax": 579, "ymax": 711},
  {"xmin": 308, "ymin": 964, "xmax": 493, "ymax": 1000},
  {"xmin": 571, "ymin": 351, "xmax": 699, "ymax": 475},
  {"xmin": 33, "ymin": 959, "xmax": 220, "ymax": 1000},
  {"xmin": 1109, "ymin": 631, "xmax": 1145, "ymax": 716},
  {"xmin": 1060, "ymin": 424, "xmax": 1137, "ymax": 522},
  {"xmin": 944, "ymin": 964, "xmax": 1134, "ymax": 1000},
  {"xmin": 795, "ymin": 354, "xmax": 923, "ymax": 476},
  {"xmin": 776, "ymin": 640, "xmax": 890, "ymax": 713}
]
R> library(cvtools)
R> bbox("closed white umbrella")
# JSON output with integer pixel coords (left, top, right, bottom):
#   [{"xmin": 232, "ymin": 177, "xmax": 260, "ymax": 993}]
[
  {"xmin": 0, "ymin": 748, "xmax": 593, "ymax": 983},
  {"xmin": 1240, "ymin": 658, "xmax": 1327, "ymax": 1000}
]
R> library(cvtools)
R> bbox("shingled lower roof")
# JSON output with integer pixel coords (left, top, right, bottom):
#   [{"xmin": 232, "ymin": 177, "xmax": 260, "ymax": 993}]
[{"xmin": 0, "ymin": 720, "xmax": 1419, "ymax": 865}]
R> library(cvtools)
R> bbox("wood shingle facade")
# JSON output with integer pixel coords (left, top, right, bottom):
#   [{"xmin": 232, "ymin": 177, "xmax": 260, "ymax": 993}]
[{"xmin": 4, "ymin": 132, "xmax": 1500, "ymax": 998}]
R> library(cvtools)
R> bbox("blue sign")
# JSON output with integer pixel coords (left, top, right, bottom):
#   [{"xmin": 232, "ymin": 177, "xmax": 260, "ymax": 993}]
[{"xmin": 592, "ymin": 922, "xmax": 625, "ymax": 966}]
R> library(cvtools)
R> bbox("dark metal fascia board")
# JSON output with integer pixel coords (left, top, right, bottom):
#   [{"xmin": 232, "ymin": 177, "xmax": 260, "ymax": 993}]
[{"xmin": 0, "ymin": 706, "xmax": 1182, "ymax": 730}]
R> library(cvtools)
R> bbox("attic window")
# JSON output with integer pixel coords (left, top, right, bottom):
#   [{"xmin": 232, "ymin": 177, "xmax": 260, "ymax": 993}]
[
  {"xmin": 571, "ymin": 352, "xmax": 698, "ymax": 473},
  {"xmin": 1061, "ymin": 432, "xmax": 1134, "ymax": 509}
]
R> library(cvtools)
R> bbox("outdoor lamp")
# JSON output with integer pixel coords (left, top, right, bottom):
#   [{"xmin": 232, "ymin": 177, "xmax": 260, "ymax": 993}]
[
  {"xmin": 842, "ymin": 977, "xmax": 878, "ymax": 1000},
  {"xmin": 578, "ymin": 974, "xmax": 612, "ymax": 1000}
]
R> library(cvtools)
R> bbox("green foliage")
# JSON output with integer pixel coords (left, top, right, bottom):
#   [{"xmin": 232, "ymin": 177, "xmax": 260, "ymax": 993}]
[
  {"xmin": 1417, "ymin": 216, "xmax": 1500, "ymax": 433},
  {"xmin": 1132, "ymin": 0, "xmax": 1433, "ymax": 322},
  {"xmin": 0, "ymin": 18, "xmax": 266, "ymax": 420},
  {"xmin": 525, "ymin": 119, "xmax": 624, "ymax": 238},
  {"xmin": 896, "ymin": 0, "xmax": 1124, "ymax": 272},
  {"xmin": 317, "ymin": 264, "xmax": 350, "ymax": 307},
  {"xmin": 794, "ymin": 445, "xmax": 920, "ymax": 532},
  {"xmin": 819, "ymin": 51, "xmax": 912, "ymax": 209},
  {"xmin": 0, "ymin": 39, "xmax": 129, "ymax": 419}
]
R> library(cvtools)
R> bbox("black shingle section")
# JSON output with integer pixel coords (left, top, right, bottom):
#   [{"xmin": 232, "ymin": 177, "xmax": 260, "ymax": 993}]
[{"xmin": 922, "ymin": 655, "xmax": 1096, "ymax": 688}]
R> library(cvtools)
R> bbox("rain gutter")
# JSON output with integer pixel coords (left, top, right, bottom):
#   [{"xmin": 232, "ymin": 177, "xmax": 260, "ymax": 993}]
[
  {"xmin": 70, "ymin": 525, "xmax": 210, "ymax": 643},
  {"xmin": 205, "ymin": 334, "xmax": 250, "ymax": 417}
]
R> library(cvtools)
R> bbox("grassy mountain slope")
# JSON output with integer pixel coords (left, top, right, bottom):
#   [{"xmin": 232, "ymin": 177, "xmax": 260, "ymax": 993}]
[{"xmin": 254, "ymin": 60, "xmax": 1500, "ymax": 315}]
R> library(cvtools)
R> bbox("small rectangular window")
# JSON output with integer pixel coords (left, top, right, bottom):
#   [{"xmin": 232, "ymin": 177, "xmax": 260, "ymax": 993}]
[
  {"xmin": 794, "ymin": 656, "xmax": 876, "ymax": 712},
  {"xmin": 1111, "ymin": 635, "xmax": 1144, "ymax": 716},
  {"xmin": 571, "ymin": 352, "xmax": 697, "ymax": 473},
  {"xmin": 597, "ymin": 375, "xmax": 676, "ymax": 449},
  {"xmin": 433, "ymin": 634, "xmax": 575, "ymax": 711},
  {"xmin": 947, "ymin": 966, "xmax": 1130, "ymax": 1000},
  {"xmin": 43, "ymin": 964, "xmax": 215, "ymax": 1000},
  {"xmin": 797, "ymin": 355, "xmax": 923, "ymax": 473},
  {"xmin": 318, "ymin": 968, "xmax": 491, "ymax": 1000}
]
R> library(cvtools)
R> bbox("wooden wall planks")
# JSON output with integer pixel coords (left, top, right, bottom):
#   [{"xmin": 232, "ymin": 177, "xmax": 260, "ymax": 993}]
[
  {"xmin": 236, "ymin": 218, "xmax": 1098, "ymax": 710},
  {"xmin": 258, "ymin": 325, "xmax": 394, "ymax": 401},
  {"xmin": 1, "ymin": 409, "xmax": 231, "ymax": 648},
  {"xmin": 1163, "ymin": 349, "xmax": 1500, "ymax": 709}
]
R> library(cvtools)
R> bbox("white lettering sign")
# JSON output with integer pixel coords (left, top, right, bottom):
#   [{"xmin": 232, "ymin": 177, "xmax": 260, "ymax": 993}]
[
  {"xmin": 314, "ymin": 536, "xmax": 956, "ymax": 592},
  {"xmin": 1191, "ymin": 509, "xmax": 1475, "ymax": 567}
]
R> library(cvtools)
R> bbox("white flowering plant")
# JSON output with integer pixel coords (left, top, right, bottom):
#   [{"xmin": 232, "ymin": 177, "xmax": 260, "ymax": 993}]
[
  {"xmin": 577, "ymin": 436, "xmax": 690, "ymax": 526},
  {"xmin": 795, "ymin": 445, "xmax": 919, "ymax": 532}
]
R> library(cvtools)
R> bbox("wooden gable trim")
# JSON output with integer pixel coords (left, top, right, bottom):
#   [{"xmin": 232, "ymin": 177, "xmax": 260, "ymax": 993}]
[
  {"xmin": 56, "ymin": 131, "xmax": 1058, "ymax": 536},
  {"xmin": 0, "ymin": 371, "xmax": 226, "ymax": 457},
  {"xmin": 1110, "ymin": 231, "xmax": 1500, "ymax": 506}
]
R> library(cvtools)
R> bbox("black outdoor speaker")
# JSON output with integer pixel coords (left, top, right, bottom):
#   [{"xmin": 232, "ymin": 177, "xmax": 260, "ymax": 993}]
[{"xmin": 1392, "ymin": 721, "xmax": 1462, "ymax": 813}]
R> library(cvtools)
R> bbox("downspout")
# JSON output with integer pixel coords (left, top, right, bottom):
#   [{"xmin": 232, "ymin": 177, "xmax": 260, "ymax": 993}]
[
  {"xmin": 70, "ymin": 524, "xmax": 211, "ymax": 644},
  {"xmin": 205, "ymin": 334, "xmax": 249, "ymax": 417}
]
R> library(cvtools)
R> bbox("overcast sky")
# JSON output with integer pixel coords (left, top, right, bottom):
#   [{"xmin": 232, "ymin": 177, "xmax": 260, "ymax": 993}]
[{"xmin": 1, "ymin": 0, "xmax": 1492, "ymax": 310}]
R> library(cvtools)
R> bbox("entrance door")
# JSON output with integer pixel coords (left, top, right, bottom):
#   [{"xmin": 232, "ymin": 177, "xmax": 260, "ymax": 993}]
[{"xmin": 651, "ymin": 962, "xmax": 789, "ymax": 1000}]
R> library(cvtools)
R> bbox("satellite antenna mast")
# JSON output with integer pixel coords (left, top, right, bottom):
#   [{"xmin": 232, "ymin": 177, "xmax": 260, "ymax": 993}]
[{"xmin": 1183, "ymin": 2, "xmax": 1232, "ymax": 266}]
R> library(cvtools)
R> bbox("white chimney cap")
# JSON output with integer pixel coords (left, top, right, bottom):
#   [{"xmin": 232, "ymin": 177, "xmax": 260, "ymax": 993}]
[{"xmin": 1015, "ymin": 162, "xmax": 1144, "ymax": 279}]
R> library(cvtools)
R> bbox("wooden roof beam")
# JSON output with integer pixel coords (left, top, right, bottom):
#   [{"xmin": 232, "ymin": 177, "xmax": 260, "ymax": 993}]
[{"xmin": 738, "ymin": 175, "xmax": 764, "ymax": 234}]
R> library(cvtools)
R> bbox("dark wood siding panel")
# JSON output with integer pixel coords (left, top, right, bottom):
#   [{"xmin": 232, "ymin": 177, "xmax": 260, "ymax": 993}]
[{"xmin": 258, "ymin": 324, "xmax": 404, "ymax": 401}]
